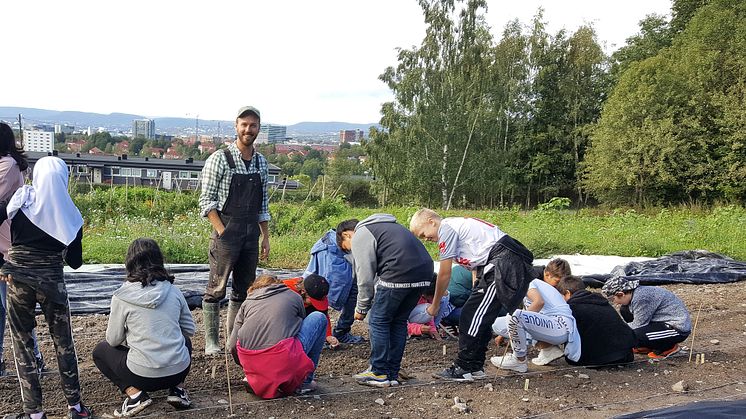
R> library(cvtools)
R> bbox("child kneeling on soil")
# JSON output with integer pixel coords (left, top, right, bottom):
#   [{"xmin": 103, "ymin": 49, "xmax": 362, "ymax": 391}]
[
  {"xmin": 602, "ymin": 277, "xmax": 691, "ymax": 359},
  {"xmin": 490, "ymin": 258, "xmax": 581, "ymax": 372},
  {"xmin": 229, "ymin": 275, "xmax": 327, "ymax": 398},
  {"xmin": 407, "ymin": 277, "xmax": 453, "ymax": 339},
  {"xmin": 557, "ymin": 275, "xmax": 636, "ymax": 366},
  {"xmin": 93, "ymin": 238, "xmax": 195, "ymax": 417},
  {"xmin": 282, "ymin": 274, "xmax": 341, "ymax": 349}
]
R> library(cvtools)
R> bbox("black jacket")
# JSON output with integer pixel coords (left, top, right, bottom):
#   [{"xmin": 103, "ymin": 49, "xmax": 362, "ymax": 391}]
[
  {"xmin": 481, "ymin": 234, "xmax": 534, "ymax": 312},
  {"xmin": 566, "ymin": 290, "xmax": 636, "ymax": 366}
]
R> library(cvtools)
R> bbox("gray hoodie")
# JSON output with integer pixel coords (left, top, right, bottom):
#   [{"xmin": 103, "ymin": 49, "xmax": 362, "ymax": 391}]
[
  {"xmin": 352, "ymin": 213, "xmax": 434, "ymax": 314},
  {"xmin": 107, "ymin": 280, "xmax": 195, "ymax": 378},
  {"xmin": 229, "ymin": 283, "xmax": 306, "ymax": 357},
  {"xmin": 629, "ymin": 286, "xmax": 692, "ymax": 333}
]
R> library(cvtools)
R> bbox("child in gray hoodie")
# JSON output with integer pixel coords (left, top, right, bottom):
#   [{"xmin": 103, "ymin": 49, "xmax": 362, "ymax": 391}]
[{"xmin": 92, "ymin": 238, "xmax": 195, "ymax": 417}]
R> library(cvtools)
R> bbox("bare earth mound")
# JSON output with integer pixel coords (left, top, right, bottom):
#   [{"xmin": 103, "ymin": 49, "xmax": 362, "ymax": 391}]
[{"xmin": 2, "ymin": 281, "xmax": 745, "ymax": 418}]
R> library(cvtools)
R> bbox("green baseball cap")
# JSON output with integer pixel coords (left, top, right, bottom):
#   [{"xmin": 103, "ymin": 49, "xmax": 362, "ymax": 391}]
[{"xmin": 236, "ymin": 105, "xmax": 260, "ymax": 120}]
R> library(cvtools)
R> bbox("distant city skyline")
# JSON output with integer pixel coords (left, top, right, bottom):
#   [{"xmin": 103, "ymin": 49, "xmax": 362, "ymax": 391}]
[
  {"xmin": 2, "ymin": 1, "xmax": 671, "ymax": 125},
  {"xmin": 0, "ymin": 106, "xmax": 377, "ymax": 142}
]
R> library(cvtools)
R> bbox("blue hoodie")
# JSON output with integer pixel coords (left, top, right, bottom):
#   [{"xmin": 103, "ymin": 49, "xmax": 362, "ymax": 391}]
[{"xmin": 303, "ymin": 229, "xmax": 354, "ymax": 311}]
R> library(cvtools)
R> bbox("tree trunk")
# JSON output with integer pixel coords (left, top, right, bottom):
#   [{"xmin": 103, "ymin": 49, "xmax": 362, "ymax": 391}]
[
  {"xmin": 441, "ymin": 142, "xmax": 449, "ymax": 209},
  {"xmin": 446, "ymin": 104, "xmax": 481, "ymax": 210}
]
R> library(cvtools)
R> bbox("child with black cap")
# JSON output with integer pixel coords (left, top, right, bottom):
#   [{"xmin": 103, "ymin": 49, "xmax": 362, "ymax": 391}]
[
  {"xmin": 282, "ymin": 274, "xmax": 339, "ymax": 349},
  {"xmin": 602, "ymin": 277, "xmax": 691, "ymax": 359}
]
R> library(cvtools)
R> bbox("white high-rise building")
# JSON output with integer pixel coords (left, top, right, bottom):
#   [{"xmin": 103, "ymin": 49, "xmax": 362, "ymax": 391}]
[
  {"xmin": 23, "ymin": 130, "xmax": 54, "ymax": 152},
  {"xmin": 256, "ymin": 124, "xmax": 287, "ymax": 144},
  {"xmin": 133, "ymin": 119, "xmax": 155, "ymax": 139}
]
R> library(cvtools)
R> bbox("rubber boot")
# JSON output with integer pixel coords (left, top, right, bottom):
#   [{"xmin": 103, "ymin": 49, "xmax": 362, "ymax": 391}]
[
  {"xmin": 202, "ymin": 302, "xmax": 221, "ymax": 356},
  {"xmin": 226, "ymin": 300, "xmax": 242, "ymax": 338}
]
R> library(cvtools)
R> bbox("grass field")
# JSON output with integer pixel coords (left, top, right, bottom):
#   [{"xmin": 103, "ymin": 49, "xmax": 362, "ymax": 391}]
[{"xmin": 76, "ymin": 188, "xmax": 746, "ymax": 268}]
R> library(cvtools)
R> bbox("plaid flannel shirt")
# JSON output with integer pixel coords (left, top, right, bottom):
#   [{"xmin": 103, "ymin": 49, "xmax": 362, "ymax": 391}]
[{"xmin": 198, "ymin": 142, "xmax": 271, "ymax": 222}]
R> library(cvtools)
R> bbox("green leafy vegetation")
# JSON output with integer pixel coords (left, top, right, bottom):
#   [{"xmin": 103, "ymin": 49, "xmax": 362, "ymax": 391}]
[
  {"xmin": 76, "ymin": 188, "xmax": 746, "ymax": 267},
  {"xmin": 364, "ymin": 0, "xmax": 744, "ymax": 208}
]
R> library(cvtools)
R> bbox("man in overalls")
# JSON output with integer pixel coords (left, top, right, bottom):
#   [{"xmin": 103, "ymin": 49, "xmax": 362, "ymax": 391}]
[{"xmin": 198, "ymin": 105, "xmax": 271, "ymax": 355}]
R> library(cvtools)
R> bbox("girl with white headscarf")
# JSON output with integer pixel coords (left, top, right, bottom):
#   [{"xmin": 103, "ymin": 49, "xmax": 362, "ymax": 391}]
[
  {"xmin": 0, "ymin": 122, "xmax": 46, "ymax": 378},
  {"xmin": 0, "ymin": 156, "xmax": 94, "ymax": 419}
]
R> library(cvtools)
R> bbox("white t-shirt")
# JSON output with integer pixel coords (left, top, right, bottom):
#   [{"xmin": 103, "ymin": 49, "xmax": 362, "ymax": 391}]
[
  {"xmin": 438, "ymin": 217, "xmax": 506, "ymax": 269},
  {"xmin": 526, "ymin": 279, "xmax": 573, "ymax": 318}
]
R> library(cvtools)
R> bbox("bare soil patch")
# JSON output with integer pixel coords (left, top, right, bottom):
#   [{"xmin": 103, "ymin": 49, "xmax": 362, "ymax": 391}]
[{"xmin": 2, "ymin": 281, "xmax": 746, "ymax": 418}]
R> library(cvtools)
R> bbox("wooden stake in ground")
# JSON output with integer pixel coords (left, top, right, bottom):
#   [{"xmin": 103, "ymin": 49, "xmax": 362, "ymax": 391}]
[
  {"xmin": 493, "ymin": 338, "xmax": 512, "ymax": 381},
  {"xmin": 688, "ymin": 301, "xmax": 704, "ymax": 363},
  {"xmin": 224, "ymin": 318, "xmax": 235, "ymax": 416}
]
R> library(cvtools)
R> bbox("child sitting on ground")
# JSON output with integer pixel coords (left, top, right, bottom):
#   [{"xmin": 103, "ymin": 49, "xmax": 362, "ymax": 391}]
[
  {"xmin": 93, "ymin": 238, "xmax": 195, "ymax": 417},
  {"xmin": 557, "ymin": 275, "xmax": 636, "ymax": 366},
  {"xmin": 407, "ymin": 276, "xmax": 453, "ymax": 339},
  {"xmin": 601, "ymin": 277, "xmax": 691, "ymax": 359},
  {"xmin": 229, "ymin": 275, "xmax": 327, "ymax": 397},
  {"xmin": 490, "ymin": 258, "xmax": 581, "ymax": 372}
]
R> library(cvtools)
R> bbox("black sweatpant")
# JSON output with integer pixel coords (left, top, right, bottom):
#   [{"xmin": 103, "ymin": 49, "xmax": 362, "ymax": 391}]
[
  {"xmin": 634, "ymin": 322, "xmax": 689, "ymax": 352},
  {"xmin": 92, "ymin": 338, "xmax": 192, "ymax": 393},
  {"xmin": 455, "ymin": 281, "xmax": 507, "ymax": 371},
  {"xmin": 455, "ymin": 237, "xmax": 532, "ymax": 372}
]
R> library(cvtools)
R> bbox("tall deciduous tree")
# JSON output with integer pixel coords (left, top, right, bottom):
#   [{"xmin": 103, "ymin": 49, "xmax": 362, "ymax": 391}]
[
  {"xmin": 585, "ymin": 0, "xmax": 745, "ymax": 205},
  {"xmin": 372, "ymin": 0, "xmax": 494, "ymax": 209}
]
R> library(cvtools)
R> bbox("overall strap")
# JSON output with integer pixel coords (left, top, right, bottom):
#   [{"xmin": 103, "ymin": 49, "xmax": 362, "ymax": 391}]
[{"xmin": 223, "ymin": 148, "xmax": 236, "ymax": 170}]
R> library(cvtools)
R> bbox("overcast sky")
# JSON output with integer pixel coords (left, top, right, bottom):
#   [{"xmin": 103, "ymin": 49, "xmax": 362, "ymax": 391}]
[{"xmin": 2, "ymin": 0, "xmax": 671, "ymax": 125}]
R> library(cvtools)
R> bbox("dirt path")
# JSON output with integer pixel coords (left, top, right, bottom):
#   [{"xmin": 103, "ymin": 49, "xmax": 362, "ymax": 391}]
[{"xmin": 2, "ymin": 281, "xmax": 746, "ymax": 418}]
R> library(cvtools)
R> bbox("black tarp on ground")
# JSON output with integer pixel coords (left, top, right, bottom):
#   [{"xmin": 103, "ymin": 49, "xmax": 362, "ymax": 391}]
[
  {"xmin": 64, "ymin": 265, "xmax": 303, "ymax": 315},
  {"xmin": 61, "ymin": 250, "xmax": 746, "ymax": 315},
  {"xmin": 614, "ymin": 398, "xmax": 746, "ymax": 418},
  {"xmin": 582, "ymin": 250, "xmax": 746, "ymax": 288}
]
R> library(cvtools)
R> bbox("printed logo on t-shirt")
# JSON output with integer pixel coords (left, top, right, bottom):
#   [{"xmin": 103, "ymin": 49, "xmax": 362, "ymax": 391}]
[
  {"xmin": 438, "ymin": 241, "xmax": 446, "ymax": 254},
  {"xmin": 455, "ymin": 257, "xmax": 471, "ymax": 267}
]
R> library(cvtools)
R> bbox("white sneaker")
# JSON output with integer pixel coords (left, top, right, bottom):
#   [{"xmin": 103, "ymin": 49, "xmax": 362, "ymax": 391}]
[
  {"xmin": 531, "ymin": 345, "xmax": 565, "ymax": 366},
  {"xmin": 491, "ymin": 353, "xmax": 528, "ymax": 373}
]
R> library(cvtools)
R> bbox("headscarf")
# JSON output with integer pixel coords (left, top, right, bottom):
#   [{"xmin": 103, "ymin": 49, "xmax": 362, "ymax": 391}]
[
  {"xmin": 601, "ymin": 276, "xmax": 640, "ymax": 298},
  {"xmin": 6, "ymin": 156, "xmax": 83, "ymax": 246}
]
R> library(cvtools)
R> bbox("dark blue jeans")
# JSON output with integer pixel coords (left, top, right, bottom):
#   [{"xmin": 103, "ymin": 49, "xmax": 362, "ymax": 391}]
[
  {"xmin": 368, "ymin": 286, "xmax": 422, "ymax": 381},
  {"xmin": 297, "ymin": 311, "xmax": 327, "ymax": 383},
  {"xmin": 441, "ymin": 306, "xmax": 463, "ymax": 326},
  {"xmin": 333, "ymin": 283, "xmax": 357, "ymax": 338}
]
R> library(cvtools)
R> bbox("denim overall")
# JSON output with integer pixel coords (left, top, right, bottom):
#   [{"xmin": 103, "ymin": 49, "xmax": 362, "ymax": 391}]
[{"xmin": 204, "ymin": 149, "xmax": 263, "ymax": 303}]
